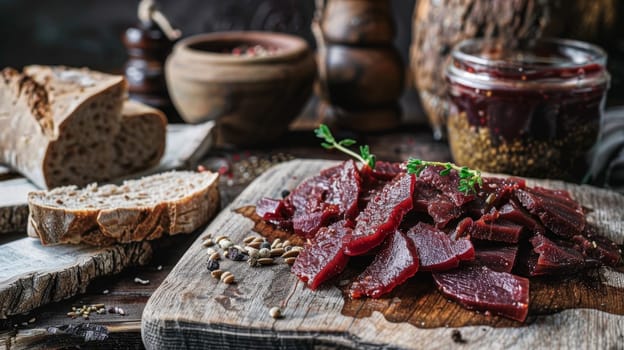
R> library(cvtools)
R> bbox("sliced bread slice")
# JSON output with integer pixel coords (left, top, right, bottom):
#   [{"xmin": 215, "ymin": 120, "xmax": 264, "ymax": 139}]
[{"xmin": 27, "ymin": 170, "xmax": 220, "ymax": 246}]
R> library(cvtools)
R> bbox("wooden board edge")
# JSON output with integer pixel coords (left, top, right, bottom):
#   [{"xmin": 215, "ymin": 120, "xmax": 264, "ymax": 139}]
[{"xmin": 0, "ymin": 241, "xmax": 153, "ymax": 319}]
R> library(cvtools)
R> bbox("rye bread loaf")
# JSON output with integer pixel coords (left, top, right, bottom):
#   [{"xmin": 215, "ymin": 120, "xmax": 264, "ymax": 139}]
[
  {"xmin": 27, "ymin": 170, "xmax": 220, "ymax": 246},
  {"xmin": 0, "ymin": 65, "xmax": 166, "ymax": 189},
  {"xmin": 113, "ymin": 100, "xmax": 167, "ymax": 178}
]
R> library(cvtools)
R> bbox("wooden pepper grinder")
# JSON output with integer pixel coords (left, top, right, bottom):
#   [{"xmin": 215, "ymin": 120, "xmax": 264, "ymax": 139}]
[
  {"xmin": 313, "ymin": 0, "xmax": 404, "ymax": 132},
  {"xmin": 122, "ymin": 0, "xmax": 182, "ymax": 123}
]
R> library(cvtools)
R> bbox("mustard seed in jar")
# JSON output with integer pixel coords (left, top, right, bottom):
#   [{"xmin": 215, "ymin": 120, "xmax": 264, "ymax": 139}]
[{"xmin": 446, "ymin": 38, "xmax": 610, "ymax": 180}]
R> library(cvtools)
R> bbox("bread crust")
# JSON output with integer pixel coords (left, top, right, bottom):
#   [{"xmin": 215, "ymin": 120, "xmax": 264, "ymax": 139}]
[{"xmin": 27, "ymin": 171, "xmax": 220, "ymax": 246}]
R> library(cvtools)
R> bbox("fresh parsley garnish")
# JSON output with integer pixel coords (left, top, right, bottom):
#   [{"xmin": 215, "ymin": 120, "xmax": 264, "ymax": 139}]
[
  {"xmin": 406, "ymin": 158, "xmax": 482, "ymax": 195},
  {"xmin": 314, "ymin": 124, "xmax": 376, "ymax": 169}
]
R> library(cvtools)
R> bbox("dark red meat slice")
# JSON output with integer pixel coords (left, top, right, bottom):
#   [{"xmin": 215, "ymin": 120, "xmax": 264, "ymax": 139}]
[
  {"xmin": 288, "ymin": 161, "xmax": 363, "ymax": 237},
  {"xmin": 255, "ymin": 197, "xmax": 293, "ymax": 229},
  {"xmin": 516, "ymin": 187, "xmax": 585, "ymax": 237},
  {"xmin": 453, "ymin": 217, "xmax": 473, "ymax": 240},
  {"xmin": 292, "ymin": 207, "xmax": 340, "ymax": 238},
  {"xmin": 413, "ymin": 182, "xmax": 463, "ymax": 228},
  {"xmin": 497, "ymin": 200, "xmax": 545, "ymax": 235},
  {"xmin": 256, "ymin": 197, "xmax": 292, "ymax": 220},
  {"xmin": 350, "ymin": 230, "xmax": 419, "ymax": 298},
  {"xmin": 289, "ymin": 175, "xmax": 335, "ymax": 237},
  {"xmin": 407, "ymin": 222, "xmax": 474, "ymax": 271},
  {"xmin": 292, "ymin": 220, "xmax": 351, "ymax": 290},
  {"xmin": 468, "ymin": 218, "xmax": 524, "ymax": 244},
  {"xmin": 345, "ymin": 173, "xmax": 415, "ymax": 256},
  {"xmin": 464, "ymin": 177, "xmax": 524, "ymax": 217},
  {"xmin": 451, "ymin": 239, "xmax": 475, "ymax": 261},
  {"xmin": 433, "ymin": 265, "xmax": 530, "ymax": 322},
  {"xmin": 572, "ymin": 226, "xmax": 622, "ymax": 267},
  {"xmin": 326, "ymin": 160, "xmax": 362, "ymax": 220},
  {"xmin": 474, "ymin": 246, "xmax": 518, "ymax": 273},
  {"xmin": 371, "ymin": 161, "xmax": 403, "ymax": 181},
  {"xmin": 527, "ymin": 234, "xmax": 586, "ymax": 276},
  {"xmin": 417, "ymin": 165, "xmax": 475, "ymax": 207}
]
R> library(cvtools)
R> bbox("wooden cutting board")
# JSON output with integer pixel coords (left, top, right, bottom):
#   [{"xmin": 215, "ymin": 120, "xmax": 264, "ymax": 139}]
[{"xmin": 142, "ymin": 159, "xmax": 624, "ymax": 349}]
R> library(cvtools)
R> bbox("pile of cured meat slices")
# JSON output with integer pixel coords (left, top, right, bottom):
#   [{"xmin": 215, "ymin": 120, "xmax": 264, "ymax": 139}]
[{"xmin": 256, "ymin": 160, "xmax": 623, "ymax": 322}]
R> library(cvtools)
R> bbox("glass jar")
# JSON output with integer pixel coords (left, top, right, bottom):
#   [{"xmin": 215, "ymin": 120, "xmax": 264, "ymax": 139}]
[{"xmin": 446, "ymin": 38, "xmax": 610, "ymax": 180}]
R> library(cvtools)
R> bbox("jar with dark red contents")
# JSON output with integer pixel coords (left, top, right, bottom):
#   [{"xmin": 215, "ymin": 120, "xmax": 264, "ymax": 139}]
[{"xmin": 446, "ymin": 38, "xmax": 610, "ymax": 180}]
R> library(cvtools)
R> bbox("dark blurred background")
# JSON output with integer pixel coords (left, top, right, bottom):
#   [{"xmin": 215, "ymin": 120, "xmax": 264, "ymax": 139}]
[
  {"xmin": 0, "ymin": 0, "xmax": 415, "ymax": 71},
  {"xmin": 0, "ymin": 0, "xmax": 622, "ymax": 104}
]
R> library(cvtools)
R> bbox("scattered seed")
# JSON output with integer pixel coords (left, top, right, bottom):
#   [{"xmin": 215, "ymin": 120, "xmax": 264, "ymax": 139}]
[
  {"xmin": 226, "ymin": 247, "xmax": 247, "ymax": 261},
  {"xmin": 282, "ymin": 240, "xmax": 291, "ymax": 248},
  {"xmin": 134, "ymin": 277, "xmax": 150, "ymax": 285},
  {"xmin": 201, "ymin": 233, "xmax": 212, "ymax": 241},
  {"xmin": 284, "ymin": 257, "xmax": 296, "ymax": 265},
  {"xmin": 290, "ymin": 246, "xmax": 304, "ymax": 253},
  {"xmin": 117, "ymin": 307, "xmax": 126, "ymax": 316},
  {"xmin": 67, "ymin": 312, "xmax": 76, "ymax": 317},
  {"xmin": 221, "ymin": 272, "xmax": 235, "ymax": 284},
  {"xmin": 214, "ymin": 235, "xmax": 228, "ymax": 244},
  {"xmin": 248, "ymin": 257, "xmax": 259, "ymax": 267},
  {"xmin": 247, "ymin": 241, "xmax": 262, "ymax": 249},
  {"xmin": 219, "ymin": 239, "xmax": 234, "ymax": 250},
  {"xmin": 209, "ymin": 252, "xmax": 221, "ymax": 261},
  {"xmin": 206, "ymin": 247, "xmax": 218, "ymax": 255},
  {"xmin": 243, "ymin": 236, "xmax": 256, "ymax": 244},
  {"xmin": 83, "ymin": 315, "xmax": 89, "ymax": 320},
  {"xmin": 233, "ymin": 244, "xmax": 247, "ymax": 252},
  {"xmin": 260, "ymin": 241, "xmax": 271, "ymax": 250},
  {"xmin": 270, "ymin": 248, "xmax": 285, "ymax": 257},
  {"xmin": 258, "ymin": 257, "xmax": 274, "ymax": 265},
  {"xmin": 211, "ymin": 269, "xmax": 223, "ymax": 278},
  {"xmin": 97, "ymin": 309, "xmax": 106, "ymax": 314},
  {"xmin": 28, "ymin": 317, "xmax": 36, "ymax": 324},
  {"xmin": 252, "ymin": 237, "xmax": 264, "ymax": 244},
  {"xmin": 207, "ymin": 259, "xmax": 220, "ymax": 271},
  {"xmin": 269, "ymin": 307, "xmax": 282, "ymax": 319},
  {"xmin": 258, "ymin": 248, "xmax": 271, "ymax": 258},
  {"xmin": 102, "ymin": 289, "xmax": 109, "ymax": 295},
  {"xmin": 245, "ymin": 247, "xmax": 259, "ymax": 258},
  {"xmin": 94, "ymin": 303, "xmax": 105, "ymax": 309},
  {"xmin": 271, "ymin": 238, "xmax": 282, "ymax": 249},
  {"xmin": 202, "ymin": 238, "xmax": 215, "ymax": 247},
  {"xmin": 281, "ymin": 250, "xmax": 300, "ymax": 259},
  {"xmin": 157, "ymin": 265, "xmax": 163, "ymax": 271}
]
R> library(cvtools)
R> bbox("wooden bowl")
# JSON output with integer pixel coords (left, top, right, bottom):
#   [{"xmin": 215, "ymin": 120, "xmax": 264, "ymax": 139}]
[{"xmin": 165, "ymin": 31, "xmax": 316, "ymax": 146}]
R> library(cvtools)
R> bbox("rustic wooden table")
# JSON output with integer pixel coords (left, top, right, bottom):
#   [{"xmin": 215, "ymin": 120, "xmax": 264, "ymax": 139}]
[{"xmin": 0, "ymin": 108, "xmax": 450, "ymax": 349}]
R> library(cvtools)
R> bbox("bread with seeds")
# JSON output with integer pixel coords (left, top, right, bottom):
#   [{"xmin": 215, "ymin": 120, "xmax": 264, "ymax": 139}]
[{"xmin": 27, "ymin": 170, "xmax": 220, "ymax": 246}]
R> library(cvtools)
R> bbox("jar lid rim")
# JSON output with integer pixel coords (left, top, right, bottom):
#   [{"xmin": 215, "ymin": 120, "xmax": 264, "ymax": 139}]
[{"xmin": 451, "ymin": 38, "xmax": 607, "ymax": 70}]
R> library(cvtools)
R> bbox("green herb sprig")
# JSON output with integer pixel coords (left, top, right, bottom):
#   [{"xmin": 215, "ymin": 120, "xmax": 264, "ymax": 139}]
[
  {"xmin": 314, "ymin": 124, "xmax": 376, "ymax": 169},
  {"xmin": 406, "ymin": 159, "xmax": 483, "ymax": 195}
]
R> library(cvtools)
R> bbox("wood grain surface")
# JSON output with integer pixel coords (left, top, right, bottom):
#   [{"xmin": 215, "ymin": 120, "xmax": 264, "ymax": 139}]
[
  {"xmin": 142, "ymin": 159, "xmax": 624, "ymax": 349},
  {"xmin": 0, "ymin": 239, "xmax": 152, "ymax": 318}
]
